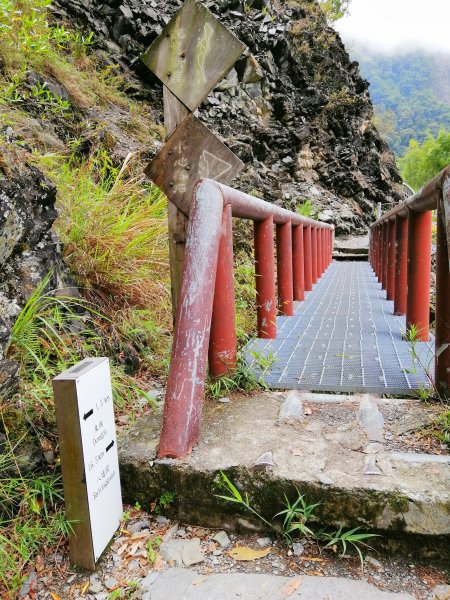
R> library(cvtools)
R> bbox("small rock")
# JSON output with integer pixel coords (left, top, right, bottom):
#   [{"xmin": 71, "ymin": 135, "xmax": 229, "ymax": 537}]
[
  {"xmin": 196, "ymin": 528, "xmax": 207, "ymax": 538},
  {"xmin": 365, "ymin": 555, "xmax": 384, "ymax": 572},
  {"xmin": 128, "ymin": 519, "xmax": 150, "ymax": 534},
  {"xmin": 317, "ymin": 473, "xmax": 334, "ymax": 485},
  {"xmin": 218, "ymin": 396, "xmax": 230, "ymax": 403},
  {"xmin": 181, "ymin": 538, "xmax": 205, "ymax": 567},
  {"xmin": 213, "ymin": 530, "xmax": 230, "ymax": 548},
  {"xmin": 292, "ymin": 542, "xmax": 305, "ymax": 556},
  {"xmin": 278, "ymin": 390, "xmax": 304, "ymax": 422},
  {"xmin": 104, "ymin": 577, "xmax": 117, "ymax": 590},
  {"xmin": 253, "ymin": 451, "xmax": 275, "ymax": 469},
  {"xmin": 19, "ymin": 569, "xmax": 37, "ymax": 598},
  {"xmin": 88, "ymin": 576, "xmax": 104, "ymax": 594},
  {"xmin": 155, "ymin": 515, "xmax": 169, "ymax": 525},
  {"xmin": 256, "ymin": 537, "xmax": 271, "ymax": 548},
  {"xmin": 433, "ymin": 584, "xmax": 450, "ymax": 600}
]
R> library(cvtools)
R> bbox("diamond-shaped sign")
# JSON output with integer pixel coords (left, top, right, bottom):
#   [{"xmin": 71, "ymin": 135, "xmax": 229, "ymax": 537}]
[
  {"xmin": 145, "ymin": 113, "xmax": 244, "ymax": 216},
  {"xmin": 141, "ymin": 0, "xmax": 245, "ymax": 112}
]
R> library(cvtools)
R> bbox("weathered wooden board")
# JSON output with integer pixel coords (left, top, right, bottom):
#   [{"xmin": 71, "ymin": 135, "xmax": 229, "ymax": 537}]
[
  {"xmin": 145, "ymin": 112, "xmax": 244, "ymax": 216},
  {"xmin": 141, "ymin": 0, "xmax": 245, "ymax": 112},
  {"xmin": 164, "ymin": 85, "xmax": 190, "ymax": 319},
  {"xmin": 163, "ymin": 85, "xmax": 191, "ymax": 138}
]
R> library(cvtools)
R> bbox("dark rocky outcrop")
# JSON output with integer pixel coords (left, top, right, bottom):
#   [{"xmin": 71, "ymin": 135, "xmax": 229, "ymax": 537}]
[
  {"xmin": 53, "ymin": 0, "xmax": 406, "ymax": 235},
  {"xmin": 0, "ymin": 138, "xmax": 60, "ymax": 395}
]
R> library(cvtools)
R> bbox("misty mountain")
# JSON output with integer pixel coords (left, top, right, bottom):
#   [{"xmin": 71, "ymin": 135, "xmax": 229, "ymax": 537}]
[{"xmin": 347, "ymin": 46, "xmax": 450, "ymax": 156}]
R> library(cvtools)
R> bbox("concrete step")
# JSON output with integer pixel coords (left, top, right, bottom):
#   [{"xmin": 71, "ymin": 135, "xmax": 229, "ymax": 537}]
[
  {"xmin": 119, "ymin": 392, "xmax": 450, "ymax": 564},
  {"xmin": 140, "ymin": 568, "xmax": 415, "ymax": 599},
  {"xmin": 333, "ymin": 252, "xmax": 368, "ymax": 261}
]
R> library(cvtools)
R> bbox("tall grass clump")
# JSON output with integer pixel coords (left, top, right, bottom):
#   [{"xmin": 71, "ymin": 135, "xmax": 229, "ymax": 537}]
[
  {"xmin": 35, "ymin": 150, "xmax": 172, "ymax": 374},
  {"xmin": 39, "ymin": 152, "xmax": 171, "ymax": 309}
]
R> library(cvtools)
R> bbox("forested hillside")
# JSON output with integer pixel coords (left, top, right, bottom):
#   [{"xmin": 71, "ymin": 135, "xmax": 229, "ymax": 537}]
[{"xmin": 350, "ymin": 47, "xmax": 450, "ymax": 156}]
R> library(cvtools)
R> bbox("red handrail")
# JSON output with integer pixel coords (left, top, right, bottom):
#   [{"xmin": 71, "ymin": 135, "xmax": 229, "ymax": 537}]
[
  {"xmin": 159, "ymin": 179, "xmax": 334, "ymax": 459},
  {"xmin": 369, "ymin": 165, "xmax": 450, "ymax": 397}
]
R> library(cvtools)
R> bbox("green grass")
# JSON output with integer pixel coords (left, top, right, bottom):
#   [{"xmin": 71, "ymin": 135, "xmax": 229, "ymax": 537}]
[
  {"xmin": 216, "ymin": 472, "xmax": 379, "ymax": 570},
  {"xmin": 0, "ymin": 448, "xmax": 72, "ymax": 594}
]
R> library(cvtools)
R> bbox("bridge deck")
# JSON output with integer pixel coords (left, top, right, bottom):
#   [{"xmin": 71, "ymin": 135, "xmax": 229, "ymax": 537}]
[{"xmin": 245, "ymin": 261, "xmax": 433, "ymax": 395}]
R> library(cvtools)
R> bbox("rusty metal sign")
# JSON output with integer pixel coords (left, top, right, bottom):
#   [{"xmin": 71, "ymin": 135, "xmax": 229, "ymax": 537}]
[
  {"xmin": 145, "ymin": 113, "xmax": 244, "ymax": 216},
  {"xmin": 140, "ymin": 0, "xmax": 245, "ymax": 112}
]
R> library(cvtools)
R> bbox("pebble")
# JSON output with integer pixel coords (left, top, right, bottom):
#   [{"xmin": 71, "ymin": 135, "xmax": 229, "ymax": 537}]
[
  {"xmin": 155, "ymin": 515, "xmax": 169, "ymax": 525},
  {"xmin": 88, "ymin": 576, "xmax": 103, "ymax": 594},
  {"xmin": 128, "ymin": 519, "xmax": 150, "ymax": 533},
  {"xmin": 292, "ymin": 542, "xmax": 305, "ymax": 557},
  {"xmin": 256, "ymin": 537, "xmax": 272, "ymax": 547},
  {"xmin": 365, "ymin": 555, "xmax": 384, "ymax": 572},
  {"xmin": 104, "ymin": 577, "xmax": 117, "ymax": 590},
  {"xmin": 433, "ymin": 584, "xmax": 450, "ymax": 600},
  {"xmin": 213, "ymin": 530, "xmax": 230, "ymax": 548}
]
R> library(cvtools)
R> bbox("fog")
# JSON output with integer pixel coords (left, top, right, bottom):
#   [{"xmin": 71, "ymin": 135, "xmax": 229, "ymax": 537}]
[{"xmin": 335, "ymin": 0, "xmax": 450, "ymax": 55}]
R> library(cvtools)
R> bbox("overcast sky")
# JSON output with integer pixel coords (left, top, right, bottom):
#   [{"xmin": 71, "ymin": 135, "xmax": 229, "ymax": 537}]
[{"xmin": 335, "ymin": 0, "xmax": 450, "ymax": 54}]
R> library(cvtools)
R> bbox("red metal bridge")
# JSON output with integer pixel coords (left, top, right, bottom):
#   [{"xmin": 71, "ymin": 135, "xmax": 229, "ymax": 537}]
[{"xmin": 158, "ymin": 167, "xmax": 450, "ymax": 459}]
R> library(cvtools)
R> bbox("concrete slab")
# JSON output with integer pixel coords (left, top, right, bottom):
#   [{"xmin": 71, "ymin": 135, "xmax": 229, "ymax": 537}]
[
  {"xmin": 119, "ymin": 392, "xmax": 450, "ymax": 560},
  {"xmin": 141, "ymin": 568, "xmax": 415, "ymax": 599}
]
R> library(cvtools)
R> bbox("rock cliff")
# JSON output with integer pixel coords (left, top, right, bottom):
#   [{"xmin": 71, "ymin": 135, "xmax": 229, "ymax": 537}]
[{"xmin": 53, "ymin": 0, "xmax": 406, "ymax": 234}]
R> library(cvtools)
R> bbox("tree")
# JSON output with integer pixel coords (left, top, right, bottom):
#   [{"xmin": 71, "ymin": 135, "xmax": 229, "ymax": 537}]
[
  {"xmin": 319, "ymin": 0, "xmax": 351, "ymax": 21},
  {"xmin": 399, "ymin": 129, "xmax": 450, "ymax": 191}
]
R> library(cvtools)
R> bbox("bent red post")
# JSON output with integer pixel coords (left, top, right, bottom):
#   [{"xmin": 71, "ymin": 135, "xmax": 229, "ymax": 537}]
[{"xmin": 159, "ymin": 184, "xmax": 224, "ymax": 459}]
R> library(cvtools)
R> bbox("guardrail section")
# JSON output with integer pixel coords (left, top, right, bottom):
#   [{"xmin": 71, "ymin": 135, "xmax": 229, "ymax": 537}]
[
  {"xmin": 369, "ymin": 165, "xmax": 450, "ymax": 399},
  {"xmin": 159, "ymin": 179, "xmax": 334, "ymax": 458}
]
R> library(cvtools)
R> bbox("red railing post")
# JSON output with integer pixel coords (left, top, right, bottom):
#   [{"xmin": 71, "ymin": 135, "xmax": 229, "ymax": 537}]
[
  {"xmin": 382, "ymin": 221, "xmax": 389, "ymax": 290},
  {"xmin": 373, "ymin": 227, "xmax": 376, "ymax": 273},
  {"xmin": 387, "ymin": 218, "xmax": 396, "ymax": 301},
  {"xmin": 254, "ymin": 216, "xmax": 277, "ymax": 338},
  {"xmin": 303, "ymin": 225, "xmax": 313, "ymax": 291},
  {"xmin": 394, "ymin": 216, "xmax": 408, "ymax": 316},
  {"xmin": 376, "ymin": 226, "xmax": 381, "ymax": 278},
  {"xmin": 159, "ymin": 184, "xmax": 223, "ymax": 459},
  {"xmin": 406, "ymin": 210, "xmax": 432, "ymax": 341},
  {"xmin": 208, "ymin": 204, "xmax": 237, "ymax": 378},
  {"xmin": 317, "ymin": 226, "xmax": 323, "ymax": 277},
  {"xmin": 276, "ymin": 221, "xmax": 294, "ymax": 316},
  {"xmin": 292, "ymin": 224, "xmax": 305, "ymax": 301},
  {"xmin": 378, "ymin": 224, "xmax": 384, "ymax": 283},
  {"xmin": 321, "ymin": 228, "xmax": 326, "ymax": 273},
  {"xmin": 370, "ymin": 228, "xmax": 375, "ymax": 272},
  {"xmin": 311, "ymin": 227, "xmax": 318, "ymax": 284},
  {"xmin": 435, "ymin": 181, "xmax": 450, "ymax": 397}
]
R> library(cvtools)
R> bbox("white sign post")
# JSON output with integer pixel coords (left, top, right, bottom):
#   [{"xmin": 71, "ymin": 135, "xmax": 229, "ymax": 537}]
[{"xmin": 53, "ymin": 357, "xmax": 122, "ymax": 570}]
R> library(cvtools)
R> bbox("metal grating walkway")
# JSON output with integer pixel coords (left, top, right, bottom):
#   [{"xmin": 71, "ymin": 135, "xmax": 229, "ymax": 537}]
[{"xmin": 245, "ymin": 262, "xmax": 434, "ymax": 395}]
